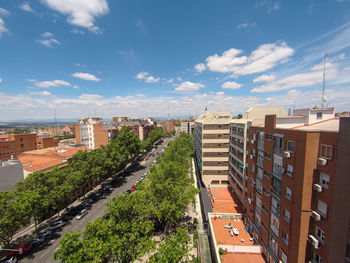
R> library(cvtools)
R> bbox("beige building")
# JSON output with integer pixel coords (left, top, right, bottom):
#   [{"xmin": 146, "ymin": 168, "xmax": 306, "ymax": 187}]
[
  {"xmin": 181, "ymin": 120, "xmax": 195, "ymax": 134},
  {"xmin": 194, "ymin": 110, "xmax": 232, "ymax": 188},
  {"xmin": 229, "ymin": 107, "xmax": 288, "ymax": 210}
]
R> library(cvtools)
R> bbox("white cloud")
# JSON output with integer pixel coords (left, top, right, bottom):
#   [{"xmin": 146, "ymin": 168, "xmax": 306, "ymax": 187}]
[
  {"xmin": 29, "ymin": 91, "xmax": 52, "ymax": 96},
  {"xmin": 195, "ymin": 63, "xmax": 206, "ymax": 73},
  {"xmin": 0, "ymin": 8, "xmax": 10, "ymax": 16},
  {"xmin": 20, "ymin": 3, "xmax": 35, "ymax": 13},
  {"xmin": 135, "ymin": 72, "xmax": 160, "ymax": 83},
  {"xmin": 28, "ymin": 79, "xmax": 71, "ymax": 88},
  {"xmin": 221, "ymin": 81, "xmax": 242, "ymax": 90},
  {"xmin": 253, "ymin": 74, "xmax": 275, "ymax": 83},
  {"xmin": 0, "ymin": 18, "xmax": 9, "ymax": 37},
  {"xmin": 338, "ymin": 53, "xmax": 345, "ymax": 60},
  {"xmin": 175, "ymin": 81, "xmax": 204, "ymax": 92},
  {"xmin": 0, "ymin": 77, "xmax": 2, "ymax": 83},
  {"xmin": 79, "ymin": 94, "xmax": 103, "ymax": 100},
  {"xmin": 36, "ymin": 38, "xmax": 60, "ymax": 48},
  {"xmin": 251, "ymin": 62, "xmax": 338, "ymax": 92},
  {"xmin": 41, "ymin": 32, "xmax": 54, "ymax": 38},
  {"xmin": 177, "ymin": 77, "xmax": 183, "ymax": 81},
  {"xmin": 72, "ymin": 72, "xmax": 100, "ymax": 81},
  {"xmin": 166, "ymin": 78, "xmax": 174, "ymax": 83},
  {"xmin": 71, "ymin": 28, "xmax": 85, "ymax": 34},
  {"xmin": 237, "ymin": 22, "xmax": 256, "ymax": 29},
  {"xmin": 206, "ymin": 42, "xmax": 294, "ymax": 76},
  {"xmin": 136, "ymin": 19, "xmax": 146, "ymax": 32},
  {"xmin": 73, "ymin": 85, "xmax": 80, "ymax": 89},
  {"xmin": 41, "ymin": 0, "xmax": 109, "ymax": 33},
  {"xmin": 255, "ymin": 0, "xmax": 281, "ymax": 13},
  {"xmin": 136, "ymin": 93, "xmax": 145, "ymax": 97}
]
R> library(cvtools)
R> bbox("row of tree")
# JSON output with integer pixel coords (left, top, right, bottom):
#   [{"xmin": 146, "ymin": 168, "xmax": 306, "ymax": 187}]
[
  {"xmin": 54, "ymin": 132, "xmax": 199, "ymax": 263},
  {"xmin": 0, "ymin": 126, "xmax": 164, "ymax": 247}
]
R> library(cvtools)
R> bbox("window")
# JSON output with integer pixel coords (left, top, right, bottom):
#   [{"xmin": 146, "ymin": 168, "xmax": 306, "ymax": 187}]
[
  {"xmin": 317, "ymin": 200, "xmax": 327, "ymax": 217},
  {"xmin": 281, "ymin": 250, "xmax": 288, "ymax": 263},
  {"xmin": 265, "ymin": 152, "xmax": 272, "ymax": 159},
  {"xmin": 320, "ymin": 144, "xmax": 333, "ymax": 159},
  {"xmin": 285, "ymin": 187, "xmax": 292, "ymax": 201},
  {"xmin": 273, "ymin": 135, "xmax": 284, "ymax": 155},
  {"xmin": 315, "ymin": 226, "xmax": 325, "ymax": 243},
  {"xmin": 313, "ymin": 253, "xmax": 322, "ymax": 263},
  {"xmin": 284, "ymin": 209, "xmax": 290, "ymax": 223},
  {"xmin": 319, "ymin": 173, "xmax": 330, "ymax": 189},
  {"xmin": 20, "ymin": 138, "xmax": 23, "ymax": 142},
  {"xmin": 21, "ymin": 144, "xmax": 24, "ymax": 147},
  {"xmin": 317, "ymin": 112, "xmax": 323, "ymax": 120},
  {"xmin": 282, "ymin": 230, "xmax": 289, "ymax": 245},
  {"xmin": 252, "ymin": 164, "xmax": 255, "ymax": 173},
  {"xmin": 286, "ymin": 164, "xmax": 293, "ymax": 177},
  {"xmin": 265, "ymin": 133, "xmax": 272, "ymax": 140},
  {"xmin": 287, "ymin": 140, "xmax": 295, "ymax": 152}
]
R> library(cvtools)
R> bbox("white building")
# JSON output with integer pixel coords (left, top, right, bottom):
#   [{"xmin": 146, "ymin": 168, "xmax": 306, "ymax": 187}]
[
  {"xmin": 0, "ymin": 159, "xmax": 24, "ymax": 191},
  {"xmin": 180, "ymin": 120, "xmax": 195, "ymax": 134}
]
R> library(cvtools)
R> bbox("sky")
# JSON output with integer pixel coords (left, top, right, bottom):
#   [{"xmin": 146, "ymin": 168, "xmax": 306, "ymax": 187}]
[{"xmin": 0, "ymin": 0, "xmax": 350, "ymax": 121}]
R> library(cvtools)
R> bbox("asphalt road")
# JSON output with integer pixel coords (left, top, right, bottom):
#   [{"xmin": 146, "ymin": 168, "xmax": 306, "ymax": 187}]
[{"xmin": 20, "ymin": 138, "xmax": 172, "ymax": 263}]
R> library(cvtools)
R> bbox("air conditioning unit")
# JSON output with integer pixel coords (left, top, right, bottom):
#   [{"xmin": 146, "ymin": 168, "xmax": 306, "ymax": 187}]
[
  {"xmin": 249, "ymin": 155, "xmax": 253, "ymax": 159},
  {"xmin": 317, "ymin": 158, "xmax": 327, "ymax": 166},
  {"xmin": 308, "ymin": 235, "xmax": 320, "ymax": 249},
  {"xmin": 248, "ymin": 198, "xmax": 252, "ymax": 204},
  {"xmin": 284, "ymin": 151, "xmax": 291, "ymax": 158},
  {"xmin": 312, "ymin": 211, "xmax": 321, "ymax": 221},
  {"xmin": 313, "ymin": 184, "xmax": 323, "ymax": 192},
  {"xmin": 250, "ymin": 139, "xmax": 255, "ymax": 144}
]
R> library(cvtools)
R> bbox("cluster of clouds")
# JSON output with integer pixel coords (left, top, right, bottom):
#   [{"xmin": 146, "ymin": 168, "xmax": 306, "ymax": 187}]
[
  {"xmin": 36, "ymin": 32, "xmax": 61, "ymax": 48},
  {"xmin": 0, "ymin": 8, "xmax": 10, "ymax": 38},
  {"xmin": 136, "ymin": 72, "xmax": 160, "ymax": 83}
]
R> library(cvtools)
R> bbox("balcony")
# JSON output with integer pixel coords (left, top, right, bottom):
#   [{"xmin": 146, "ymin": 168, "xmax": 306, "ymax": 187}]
[
  {"xmin": 271, "ymin": 205, "xmax": 280, "ymax": 217},
  {"xmin": 272, "ymin": 154, "xmax": 283, "ymax": 179}
]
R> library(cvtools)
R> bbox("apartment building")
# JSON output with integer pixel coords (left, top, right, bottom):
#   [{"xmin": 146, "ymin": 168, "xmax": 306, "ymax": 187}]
[
  {"xmin": 181, "ymin": 120, "xmax": 195, "ymax": 134},
  {"xmin": 0, "ymin": 133, "xmax": 37, "ymax": 160},
  {"xmin": 75, "ymin": 117, "xmax": 118, "ymax": 149},
  {"xmin": 36, "ymin": 136, "xmax": 59, "ymax": 149},
  {"xmin": 229, "ymin": 107, "xmax": 287, "ymax": 211},
  {"xmin": 245, "ymin": 109, "xmax": 350, "ymax": 263},
  {"xmin": 117, "ymin": 119, "xmax": 155, "ymax": 140},
  {"xmin": 0, "ymin": 159, "xmax": 24, "ymax": 191},
  {"xmin": 194, "ymin": 110, "xmax": 231, "ymax": 188}
]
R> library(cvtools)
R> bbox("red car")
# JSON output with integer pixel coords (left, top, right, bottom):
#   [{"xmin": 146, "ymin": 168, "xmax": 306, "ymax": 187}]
[
  {"xmin": 156, "ymin": 152, "xmax": 159, "ymax": 155},
  {"xmin": 8, "ymin": 243, "xmax": 32, "ymax": 256},
  {"xmin": 145, "ymin": 157, "xmax": 149, "ymax": 161},
  {"xmin": 131, "ymin": 185, "xmax": 136, "ymax": 191}
]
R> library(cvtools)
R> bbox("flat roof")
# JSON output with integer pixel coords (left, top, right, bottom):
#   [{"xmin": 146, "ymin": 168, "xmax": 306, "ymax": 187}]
[
  {"xmin": 209, "ymin": 188, "xmax": 244, "ymax": 213},
  {"xmin": 222, "ymin": 252, "xmax": 266, "ymax": 263}
]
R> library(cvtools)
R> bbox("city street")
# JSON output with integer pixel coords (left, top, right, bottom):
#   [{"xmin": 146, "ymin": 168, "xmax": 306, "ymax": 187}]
[{"xmin": 20, "ymin": 138, "xmax": 172, "ymax": 263}]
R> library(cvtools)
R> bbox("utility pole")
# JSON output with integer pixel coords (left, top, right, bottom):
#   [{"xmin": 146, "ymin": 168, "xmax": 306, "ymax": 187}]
[{"xmin": 321, "ymin": 53, "xmax": 328, "ymax": 108}]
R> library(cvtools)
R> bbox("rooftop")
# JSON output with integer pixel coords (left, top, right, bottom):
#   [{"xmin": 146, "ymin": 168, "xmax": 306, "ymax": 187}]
[
  {"xmin": 208, "ymin": 188, "xmax": 244, "ymax": 213},
  {"xmin": 222, "ymin": 252, "xmax": 266, "ymax": 263}
]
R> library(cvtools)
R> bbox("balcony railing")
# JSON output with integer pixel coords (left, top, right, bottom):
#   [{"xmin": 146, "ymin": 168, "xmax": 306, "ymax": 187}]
[{"xmin": 271, "ymin": 205, "xmax": 280, "ymax": 217}]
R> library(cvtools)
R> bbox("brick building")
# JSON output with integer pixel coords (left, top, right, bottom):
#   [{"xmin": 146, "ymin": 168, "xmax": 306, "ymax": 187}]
[
  {"xmin": 75, "ymin": 117, "xmax": 118, "ymax": 149},
  {"xmin": 245, "ymin": 112, "xmax": 350, "ymax": 263},
  {"xmin": 0, "ymin": 133, "xmax": 37, "ymax": 160},
  {"xmin": 36, "ymin": 136, "xmax": 59, "ymax": 149}
]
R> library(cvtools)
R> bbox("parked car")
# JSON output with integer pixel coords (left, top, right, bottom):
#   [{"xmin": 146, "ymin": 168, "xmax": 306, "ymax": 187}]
[
  {"xmin": 1, "ymin": 256, "xmax": 17, "ymax": 263},
  {"xmin": 103, "ymin": 185, "xmax": 113, "ymax": 190},
  {"xmin": 62, "ymin": 214, "xmax": 73, "ymax": 222},
  {"xmin": 140, "ymin": 175, "xmax": 145, "ymax": 180},
  {"xmin": 36, "ymin": 229, "xmax": 52, "ymax": 240},
  {"xmin": 49, "ymin": 220, "xmax": 64, "ymax": 231},
  {"xmin": 153, "ymin": 160, "xmax": 156, "ymax": 164},
  {"xmin": 8, "ymin": 243, "xmax": 32, "ymax": 257},
  {"xmin": 30, "ymin": 238, "xmax": 45, "ymax": 249},
  {"xmin": 145, "ymin": 156, "xmax": 149, "ymax": 161},
  {"xmin": 81, "ymin": 201, "xmax": 92, "ymax": 209},
  {"xmin": 126, "ymin": 189, "xmax": 131, "ymax": 194},
  {"xmin": 75, "ymin": 209, "xmax": 88, "ymax": 220},
  {"xmin": 90, "ymin": 193, "xmax": 100, "ymax": 202}
]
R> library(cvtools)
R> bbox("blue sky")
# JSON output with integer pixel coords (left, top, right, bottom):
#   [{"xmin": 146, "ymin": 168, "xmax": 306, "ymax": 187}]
[{"xmin": 0, "ymin": 0, "xmax": 350, "ymax": 120}]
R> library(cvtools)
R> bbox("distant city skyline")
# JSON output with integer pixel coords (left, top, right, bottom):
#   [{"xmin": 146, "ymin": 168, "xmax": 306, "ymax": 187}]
[{"xmin": 0, "ymin": 0, "xmax": 350, "ymax": 120}]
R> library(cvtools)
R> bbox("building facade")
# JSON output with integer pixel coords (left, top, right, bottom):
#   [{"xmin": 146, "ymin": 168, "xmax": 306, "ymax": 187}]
[
  {"xmin": 245, "ymin": 113, "xmax": 349, "ymax": 263},
  {"xmin": 75, "ymin": 117, "xmax": 118, "ymax": 149},
  {"xmin": 181, "ymin": 120, "xmax": 195, "ymax": 134},
  {"xmin": 0, "ymin": 159, "xmax": 24, "ymax": 191},
  {"xmin": 229, "ymin": 107, "xmax": 288, "ymax": 211},
  {"xmin": 0, "ymin": 133, "xmax": 37, "ymax": 160},
  {"xmin": 194, "ymin": 111, "xmax": 231, "ymax": 188},
  {"xmin": 36, "ymin": 136, "xmax": 59, "ymax": 149}
]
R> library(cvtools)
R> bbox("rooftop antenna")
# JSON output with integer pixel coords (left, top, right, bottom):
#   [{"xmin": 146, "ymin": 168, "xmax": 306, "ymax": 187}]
[
  {"xmin": 205, "ymin": 105, "xmax": 207, "ymax": 114},
  {"xmin": 321, "ymin": 53, "xmax": 328, "ymax": 108}
]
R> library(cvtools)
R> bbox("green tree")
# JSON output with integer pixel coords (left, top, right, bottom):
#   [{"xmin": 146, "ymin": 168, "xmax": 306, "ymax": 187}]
[{"xmin": 54, "ymin": 232, "xmax": 86, "ymax": 263}]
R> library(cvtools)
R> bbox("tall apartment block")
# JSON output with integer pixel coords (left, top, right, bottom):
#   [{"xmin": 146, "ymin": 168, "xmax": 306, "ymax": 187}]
[
  {"xmin": 0, "ymin": 133, "xmax": 37, "ymax": 160},
  {"xmin": 181, "ymin": 120, "xmax": 195, "ymax": 134},
  {"xmin": 194, "ymin": 110, "xmax": 231, "ymax": 187},
  {"xmin": 244, "ymin": 108, "xmax": 350, "ymax": 263},
  {"xmin": 75, "ymin": 117, "xmax": 118, "ymax": 149},
  {"xmin": 229, "ymin": 107, "xmax": 287, "ymax": 211}
]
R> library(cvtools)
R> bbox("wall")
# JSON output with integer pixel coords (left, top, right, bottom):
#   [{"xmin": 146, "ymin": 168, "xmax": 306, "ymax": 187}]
[{"xmin": 0, "ymin": 160, "xmax": 24, "ymax": 191}]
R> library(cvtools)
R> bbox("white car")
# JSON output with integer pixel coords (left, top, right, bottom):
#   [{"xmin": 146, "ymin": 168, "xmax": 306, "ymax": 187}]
[{"xmin": 75, "ymin": 209, "xmax": 88, "ymax": 220}]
